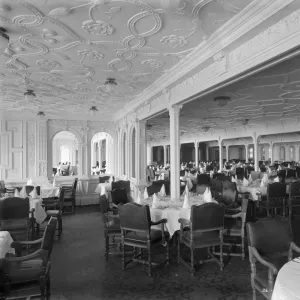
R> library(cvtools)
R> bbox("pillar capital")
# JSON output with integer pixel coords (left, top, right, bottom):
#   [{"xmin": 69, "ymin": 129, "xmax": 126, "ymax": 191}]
[{"xmin": 168, "ymin": 104, "xmax": 183, "ymax": 116}]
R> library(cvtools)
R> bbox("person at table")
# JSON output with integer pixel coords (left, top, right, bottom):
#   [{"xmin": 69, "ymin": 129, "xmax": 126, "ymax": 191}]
[{"xmin": 55, "ymin": 162, "xmax": 62, "ymax": 176}]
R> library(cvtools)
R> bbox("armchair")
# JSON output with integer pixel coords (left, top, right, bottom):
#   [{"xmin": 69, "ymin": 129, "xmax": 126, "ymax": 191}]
[
  {"xmin": 246, "ymin": 217, "xmax": 300, "ymax": 300},
  {"xmin": 111, "ymin": 188, "xmax": 129, "ymax": 206},
  {"xmin": 99, "ymin": 194, "xmax": 121, "ymax": 260},
  {"xmin": 62, "ymin": 178, "xmax": 78, "ymax": 214},
  {"xmin": 177, "ymin": 203, "xmax": 224, "ymax": 276},
  {"xmin": 3, "ymin": 217, "xmax": 57, "ymax": 300},
  {"xmin": 118, "ymin": 203, "xmax": 169, "ymax": 276},
  {"xmin": 288, "ymin": 181, "xmax": 300, "ymax": 218},
  {"xmin": 0, "ymin": 197, "xmax": 35, "ymax": 241}
]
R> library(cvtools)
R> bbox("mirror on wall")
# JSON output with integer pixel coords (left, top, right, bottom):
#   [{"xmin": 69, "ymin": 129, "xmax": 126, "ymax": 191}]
[
  {"xmin": 52, "ymin": 131, "xmax": 78, "ymax": 176},
  {"xmin": 91, "ymin": 132, "xmax": 113, "ymax": 175}
]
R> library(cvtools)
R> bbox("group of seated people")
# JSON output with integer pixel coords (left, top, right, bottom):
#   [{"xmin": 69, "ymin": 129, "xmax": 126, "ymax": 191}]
[
  {"xmin": 53, "ymin": 161, "xmax": 75, "ymax": 176},
  {"xmin": 91, "ymin": 161, "xmax": 106, "ymax": 175}
]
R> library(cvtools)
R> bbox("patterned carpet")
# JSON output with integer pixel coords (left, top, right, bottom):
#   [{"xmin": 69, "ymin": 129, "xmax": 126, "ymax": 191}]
[{"xmin": 16, "ymin": 206, "xmax": 300, "ymax": 300}]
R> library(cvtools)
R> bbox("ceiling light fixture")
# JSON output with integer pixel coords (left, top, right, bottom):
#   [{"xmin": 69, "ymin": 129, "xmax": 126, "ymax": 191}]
[
  {"xmin": 214, "ymin": 96, "xmax": 230, "ymax": 107},
  {"xmin": 90, "ymin": 106, "xmax": 98, "ymax": 116},
  {"xmin": 105, "ymin": 78, "xmax": 117, "ymax": 93},
  {"xmin": 37, "ymin": 111, "xmax": 45, "ymax": 118},
  {"xmin": 0, "ymin": 27, "xmax": 9, "ymax": 54},
  {"xmin": 24, "ymin": 89, "xmax": 36, "ymax": 102}
]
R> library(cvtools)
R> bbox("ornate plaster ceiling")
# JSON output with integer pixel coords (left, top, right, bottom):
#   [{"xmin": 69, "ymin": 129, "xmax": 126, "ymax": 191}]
[
  {"xmin": 0, "ymin": 0, "xmax": 253, "ymax": 118},
  {"xmin": 147, "ymin": 55, "xmax": 300, "ymax": 142}
]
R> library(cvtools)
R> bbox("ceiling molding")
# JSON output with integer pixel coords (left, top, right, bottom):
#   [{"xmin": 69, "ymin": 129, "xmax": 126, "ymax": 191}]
[{"xmin": 115, "ymin": 0, "xmax": 294, "ymax": 121}]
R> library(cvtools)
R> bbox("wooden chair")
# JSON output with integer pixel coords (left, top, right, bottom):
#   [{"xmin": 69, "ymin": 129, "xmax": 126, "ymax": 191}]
[
  {"xmin": 259, "ymin": 182, "xmax": 287, "ymax": 218},
  {"xmin": 99, "ymin": 194, "xmax": 121, "ymax": 260},
  {"xmin": 62, "ymin": 178, "xmax": 78, "ymax": 214},
  {"xmin": 178, "ymin": 203, "xmax": 224, "ymax": 276},
  {"xmin": 118, "ymin": 203, "xmax": 169, "ymax": 276},
  {"xmin": 288, "ymin": 181, "xmax": 300, "ymax": 218},
  {"xmin": 246, "ymin": 217, "xmax": 300, "ymax": 300},
  {"xmin": 211, "ymin": 179, "xmax": 223, "ymax": 201},
  {"xmin": 111, "ymin": 188, "xmax": 129, "ymax": 206},
  {"xmin": 3, "ymin": 217, "xmax": 57, "ymax": 300},
  {"xmin": 0, "ymin": 197, "xmax": 35, "ymax": 241},
  {"xmin": 223, "ymin": 196, "xmax": 249, "ymax": 260}
]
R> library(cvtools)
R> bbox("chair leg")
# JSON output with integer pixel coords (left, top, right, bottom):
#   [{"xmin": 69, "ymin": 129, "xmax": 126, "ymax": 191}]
[
  {"xmin": 40, "ymin": 275, "xmax": 46, "ymax": 300},
  {"xmin": 121, "ymin": 241, "xmax": 125, "ymax": 270},
  {"xmin": 191, "ymin": 248, "xmax": 195, "ymax": 276},
  {"xmin": 177, "ymin": 235, "xmax": 180, "ymax": 264},
  {"xmin": 252, "ymin": 287, "xmax": 256, "ymax": 300},
  {"xmin": 241, "ymin": 236, "xmax": 245, "ymax": 260},
  {"xmin": 105, "ymin": 236, "xmax": 109, "ymax": 261},
  {"xmin": 148, "ymin": 245, "xmax": 152, "ymax": 277},
  {"xmin": 58, "ymin": 216, "xmax": 62, "ymax": 240},
  {"xmin": 220, "ymin": 245, "xmax": 223, "ymax": 271},
  {"xmin": 166, "ymin": 241, "xmax": 170, "ymax": 265},
  {"xmin": 46, "ymin": 275, "xmax": 51, "ymax": 300}
]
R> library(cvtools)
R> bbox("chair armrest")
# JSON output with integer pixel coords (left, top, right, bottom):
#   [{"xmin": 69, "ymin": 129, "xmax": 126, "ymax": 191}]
[
  {"xmin": 290, "ymin": 241, "xmax": 300, "ymax": 254},
  {"xmin": 5, "ymin": 249, "xmax": 46, "ymax": 263},
  {"xmin": 11, "ymin": 238, "xmax": 43, "ymax": 248},
  {"xmin": 151, "ymin": 218, "xmax": 167, "ymax": 226},
  {"xmin": 250, "ymin": 247, "xmax": 278, "ymax": 275},
  {"xmin": 178, "ymin": 218, "xmax": 191, "ymax": 227},
  {"xmin": 224, "ymin": 212, "xmax": 242, "ymax": 218}
]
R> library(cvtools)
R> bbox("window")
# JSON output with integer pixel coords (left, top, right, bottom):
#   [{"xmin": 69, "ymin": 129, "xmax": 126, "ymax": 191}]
[
  {"xmin": 261, "ymin": 147, "xmax": 265, "ymax": 160},
  {"xmin": 123, "ymin": 133, "xmax": 126, "ymax": 175},
  {"xmin": 132, "ymin": 128, "xmax": 136, "ymax": 178},
  {"xmin": 249, "ymin": 147, "xmax": 254, "ymax": 159},
  {"xmin": 280, "ymin": 146, "xmax": 285, "ymax": 161},
  {"xmin": 290, "ymin": 146, "xmax": 295, "ymax": 160}
]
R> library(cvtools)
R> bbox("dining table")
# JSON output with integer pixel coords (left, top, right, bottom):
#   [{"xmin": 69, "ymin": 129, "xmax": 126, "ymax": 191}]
[
  {"xmin": 272, "ymin": 257, "xmax": 300, "ymax": 300},
  {"xmin": 95, "ymin": 182, "xmax": 112, "ymax": 203},
  {"xmin": 30, "ymin": 197, "xmax": 47, "ymax": 224},
  {"xmin": 40, "ymin": 186, "xmax": 60, "ymax": 199}
]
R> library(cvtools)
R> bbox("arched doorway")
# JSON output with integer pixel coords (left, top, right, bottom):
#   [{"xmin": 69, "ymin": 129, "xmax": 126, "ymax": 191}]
[
  {"xmin": 91, "ymin": 132, "xmax": 114, "ymax": 175},
  {"xmin": 52, "ymin": 131, "xmax": 79, "ymax": 176}
]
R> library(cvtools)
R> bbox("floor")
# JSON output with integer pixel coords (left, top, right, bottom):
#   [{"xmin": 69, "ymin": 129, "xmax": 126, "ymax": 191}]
[{"xmin": 10, "ymin": 206, "xmax": 300, "ymax": 300}]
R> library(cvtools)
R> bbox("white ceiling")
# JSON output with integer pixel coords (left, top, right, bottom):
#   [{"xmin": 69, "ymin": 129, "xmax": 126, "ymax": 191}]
[
  {"xmin": 147, "ymin": 54, "xmax": 300, "ymax": 142},
  {"xmin": 0, "ymin": 0, "xmax": 253, "ymax": 119}
]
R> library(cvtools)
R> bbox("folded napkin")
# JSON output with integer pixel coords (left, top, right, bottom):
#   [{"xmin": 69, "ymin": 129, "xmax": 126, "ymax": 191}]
[
  {"xmin": 248, "ymin": 174, "xmax": 253, "ymax": 184},
  {"xmin": 26, "ymin": 178, "xmax": 33, "ymax": 185},
  {"xmin": 14, "ymin": 188, "xmax": 21, "ymax": 198},
  {"xmin": 144, "ymin": 187, "xmax": 149, "ymax": 199},
  {"xmin": 243, "ymin": 177, "xmax": 249, "ymax": 187},
  {"xmin": 231, "ymin": 176, "xmax": 236, "ymax": 183},
  {"xmin": 136, "ymin": 190, "xmax": 142, "ymax": 205},
  {"xmin": 29, "ymin": 187, "xmax": 38, "ymax": 199},
  {"xmin": 159, "ymin": 184, "xmax": 166, "ymax": 197},
  {"xmin": 152, "ymin": 193, "xmax": 160, "ymax": 208},
  {"xmin": 182, "ymin": 192, "xmax": 190, "ymax": 209},
  {"xmin": 274, "ymin": 176, "xmax": 279, "ymax": 182},
  {"xmin": 19, "ymin": 186, "xmax": 27, "ymax": 198},
  {"xmin": 203, "ymin": 187, "xmax": 213, "ymax": 203}
]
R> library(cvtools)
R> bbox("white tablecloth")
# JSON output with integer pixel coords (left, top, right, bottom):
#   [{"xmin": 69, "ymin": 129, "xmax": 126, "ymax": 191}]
[
  {"xmin": 30, "ymin": 198, "xmax": 47, "ymax": 224},
  {"xmin": 95, "ymin": 183, "xmax": 112, "ymax": 203},
  {"xmin": 272, "ymin": 258, "xmax": 300, "ymax": 300},
  {"xmin": 236, "ymin": 184, "xmax": 267, "ymax": 201},
  {"xmin": 40, "ymin": 187, "xmax": 60, "ymax": 198},
  {"xmin": 0, "ymin": 231, "xmax": 15, "ymax": 258}
]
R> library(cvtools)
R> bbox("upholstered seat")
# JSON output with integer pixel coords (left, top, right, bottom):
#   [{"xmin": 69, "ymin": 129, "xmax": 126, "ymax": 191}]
[
  {"xmin": 224, "ymin": 218, "xmax": 242, "ymax": 235},
  {"xmin": 182, "ymin": 230, "xmax": 220, "ymax": 247},
  {"xmin": 125, "ymin": 229, "xmax": 169, "ymax": 244}
]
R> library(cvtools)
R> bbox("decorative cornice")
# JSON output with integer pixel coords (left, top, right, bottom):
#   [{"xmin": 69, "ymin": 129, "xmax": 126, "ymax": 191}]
[{"xmin": 115, "ymin": 0, "xmax": 293, "ymax": 121}]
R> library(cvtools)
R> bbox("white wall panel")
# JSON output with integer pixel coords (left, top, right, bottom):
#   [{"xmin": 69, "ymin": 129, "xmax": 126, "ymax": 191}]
[
  {"xmin": 6, "ymin": 151, "xmax": 22, "ymax": 179},
  {"xmin": 0, "ymin": 133, "xmax": 10, "ymax": 168},
  {"xmin": 6, "ymin": 121, "xmax": 22, "ymax": 149}
]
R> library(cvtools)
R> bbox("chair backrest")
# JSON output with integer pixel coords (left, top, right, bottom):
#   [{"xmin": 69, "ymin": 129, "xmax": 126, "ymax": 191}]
[
  {"xmin": 111, "ymin": 188, "xmax": 129, "ymax": 205},
  {"xmin": 99, "ymin": 194, "xmax": 109, "ymax": 213},
  {"xmin": 147, "ymin": 181, "xmax": 165, "ymax": 196},
  {"xmin": 250, "ymin": 171, "xmax": 262, "ymax": 181},
  {"xmin": 211, "ymin": 179, "xmax": 222, "ymax": 193},
  {"xmin": 111, "ymin": 180, "xmax": 130, "ymax": 195},
  {"xmin": 58, "ymin": 188, "xmax": 65, "ymax": 211},
  {"xmin": 0, "ymin": 197, "xmax": 30, "ymax": 219},
  {"xmin": 197, "ymin": 174, "xmax": 210, "ymax": 185},
  {"xmin": 41, "ymin": 217, "xmax": 58, "ymax": 258},
  {"xmin": 99, "ymin": 176, "xmax": 110, "ymax": 183},
  {"xmin": 296, "ymin": 167, "xmax": 300, "ymax": 178},
  {"xmin": 180, "ymin": 170, "xmax": 185, "ymax": 177},
  {"xmin": 277, "ymin": 170, "xmax": 286, "ymax": 183},
  {"xmin": 118, "ymin": 203, "xmax": 150, "ymax": 232},
  {"xmin": 289, "ymin": 181, "xmax": 300, "ymax": 198},
  {"xmin": 190, "ymin": 203, "xmax": 224, "ymax": 232},
  {"xmin": 246, "ymin": 218, "xmax": 292, "ymax": 257},
  {"xmin": 72, "ymin": 178, "xmax": 78, "ymax": 197},
  {"xmin": 221, "ymin": 181, "xmax": 237, "ymax": 205},
  {"xmin": 25, "ymin": 185, "xmax": 41, "ymax": 196},
  {"xmin": 236, "ymin": 167, "xmax": 245, "ymax": 180},
  {"xmin": 286, "ymin": 169, "xmax": 296, "ymax": 178},
  {"xmin": 267, "ymin": 182, "xmax": 286, "ymax": 199}
]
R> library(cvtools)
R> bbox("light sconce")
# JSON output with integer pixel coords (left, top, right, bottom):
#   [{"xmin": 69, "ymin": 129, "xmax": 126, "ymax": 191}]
[
  {"xmin": 105, "ymin": 78, "xmax": 117, "ymax": 93},
  {"xmin": 37, "ymin": 111, "xmax": 45, "ymax": 119},
  {"xmin": 24, "ymin": 89, "xmax": 36, "ymax": 102},
  {"xmin": 90, "ymin": 106, "xmax": 98, "ymax": 116},
  {"xmin": 214, "ymin": 96, "xmax": 230, "ymax": 107},
  {"xmin": 0, "ymin": 27, "xmax": 9, "ymax": 54}
]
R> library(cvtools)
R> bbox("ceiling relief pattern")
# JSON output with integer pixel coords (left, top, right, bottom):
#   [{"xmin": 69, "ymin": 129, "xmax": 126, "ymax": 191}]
[
  {"xmin": 0, "ymin": 0, "xmax": 252, "ymax": 118},
  {"xmin": 146, "ymin": 56, "xmax": 300, "ymax": 143}
]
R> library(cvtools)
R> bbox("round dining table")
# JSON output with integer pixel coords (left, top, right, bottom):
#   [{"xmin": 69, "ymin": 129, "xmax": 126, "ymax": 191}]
[{"xmin": 272, "ymin": 257, "xmax": 300, "ymax": 300}]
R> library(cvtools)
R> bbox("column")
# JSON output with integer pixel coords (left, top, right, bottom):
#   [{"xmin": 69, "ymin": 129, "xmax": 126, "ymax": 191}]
[
  {"xmin": 164, "ymin": 145, "xmax": 167, "ymax": 166},
  {"xmin": 37, "ymin": 119, "xmax": 48, "ymax": 177},
  {"xmin": 78, "ymin": 143, "xmax": 84, "ymax": 176},
  {"xmin": 218, "ymin": 139, "xmax": 223, "ymax": 171},
  {"xmin": 252, "ymin": 133, "xmax": 259, "ymax": 171},
  {"xmin": 136, "ymin": 120, "xmax": 147, "ymax": 185},
  {"xmin": 98, "ymin": 140, "xmax": 102, "ymax": 168},
  {"xmin": 206, "ymin": 144, "xmax": 209, "ymax": 161},
  {"xmin": 269, "ymin": 142, "xmax": 273, "ymax": 164},
  {"xmin": 147, "ymin": 144, "xmax": 152, "ymax": 165},
  {"xmin": 194, "ymin": 141, "xmax": 199, "ymax": 167},
  {"xmin": 169, "ymin": 105, "xmax": 182, "ymax": 201},
  {"xmin": 245, "ymin": 144, "xmax": 249, "ymax": 163},
  {"xmin": 226, "ymin": 145, "xmax": 229, "ymax": 162}
]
